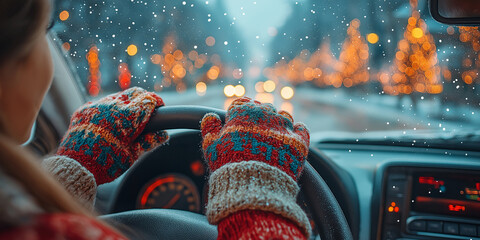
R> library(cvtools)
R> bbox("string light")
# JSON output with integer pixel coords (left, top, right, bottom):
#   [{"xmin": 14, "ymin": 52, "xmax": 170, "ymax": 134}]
[
  {"xmin": 86, "ymin": 45, "xmax": 101, "ymax": 96},
  {"xmin": 118, "ymin": 63, "xmax": 131, "ymax": 90}
]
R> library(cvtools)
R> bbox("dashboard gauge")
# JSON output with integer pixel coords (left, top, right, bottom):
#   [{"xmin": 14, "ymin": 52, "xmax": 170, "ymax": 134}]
[{"xmin": 137, "ymin": 174, "xmax": 201, "ymax": 212}]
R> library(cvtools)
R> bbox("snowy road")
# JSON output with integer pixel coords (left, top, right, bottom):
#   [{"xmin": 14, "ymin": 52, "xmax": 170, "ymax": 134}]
[{"xmin": 158, "ymin": 85, "xmax": 478, "ymax": 134}]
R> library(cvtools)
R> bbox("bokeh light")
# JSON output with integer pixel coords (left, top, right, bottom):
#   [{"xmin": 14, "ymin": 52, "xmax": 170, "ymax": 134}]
[
  {"xmin": 255, "ymin": 82, "xmax": 264, "ymax": 93},
  {"xmin": 62, "ymin": 42, "xmax": 70, "ymax": 51},
  {"xmin": 224, "ymin": 85, "xmax": 235, "ymax": 97},
  {"xmin": 118, "ymin": 63, "xmax": 131, "ymax": 90},
  {"xmin": 232, "ymin": 68, "xmax": 243, "ymax": 79},
  {"xmin": 367, "ymin": 33, "xmax": 379, "ymax": 44},
  {"xmin": 280, "ymin": 86, "xmax": 294, "ymax": 100},
  {"xmin": 127, "ymin": 44, "xmax": 138, "ymax": 56},
  {"xmin": 172, "ymin": 64, "xmax": 186, "ymax": 78},
  {"xmin": 206, "ymin": 36, "xmax": 215, "ymax": 46},
  {"xmin": 447, "ymin": 26, "xmax": 455, "ymax": 35},
  {"xmin": 173, "ymin": 50, "xmax": 183, "ymax": 60},
  {"xmin": 151, "ymin": 54, "xmax": 162, "ymax": 64},
  {"xmin": 263, "ymin": 80, "xmax": 276, "ymax": 93},
  {"xmin": 59, "ymin": 10, "xmax": 69, "ymax": 21},
  {"xmin": 207, "ymin": 66, "xmax": 220, "ymax": 80},
  {"xmin": 412, "ymin": 28, "xmax": 424, "ymax": 38},
  {"xmin": 234, "ymin": 85, "xmax": 245, "ymax": 97},
  {"xmin": 196, "ymin": 82, "xmax": 207, "ymax": 96},
  {"xmin": 86, "ymin": 45, "xmax": 101, "ymax": 96}
]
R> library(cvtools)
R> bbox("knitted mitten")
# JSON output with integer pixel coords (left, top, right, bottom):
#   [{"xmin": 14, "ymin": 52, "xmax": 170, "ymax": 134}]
[
  {"xmin": 201, "ymin": 97, "xmax": 311, "ymax": 239},
  {"xmin": 56, "ymin": 87, "xmax": 168, "ymax": 185}
]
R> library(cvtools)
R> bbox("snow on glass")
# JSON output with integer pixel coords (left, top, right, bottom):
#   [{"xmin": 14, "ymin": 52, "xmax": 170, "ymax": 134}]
[{"xmin": 51, "ymin": 0, "xmax": 479, "ymax": 135}]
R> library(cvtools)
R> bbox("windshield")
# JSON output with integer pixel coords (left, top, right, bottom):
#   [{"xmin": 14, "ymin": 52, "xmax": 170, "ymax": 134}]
[{"xmin": 51, "ymin": 0, "xmax": 479, "ymax": 135}]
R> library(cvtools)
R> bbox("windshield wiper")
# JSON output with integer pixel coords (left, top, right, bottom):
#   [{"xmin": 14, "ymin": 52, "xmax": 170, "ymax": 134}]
[{"xmin": 313, "ymin": 130, "xmax": 480, "ymax": 151}]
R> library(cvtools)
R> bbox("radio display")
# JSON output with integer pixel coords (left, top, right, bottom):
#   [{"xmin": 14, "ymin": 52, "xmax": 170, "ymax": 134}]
[{"xmin": 411, "ymin": 172, "xmax": 480, "ymax": 218}]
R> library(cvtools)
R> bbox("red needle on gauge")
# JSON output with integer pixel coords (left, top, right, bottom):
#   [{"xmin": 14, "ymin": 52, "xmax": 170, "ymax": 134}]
[{"xmin": 163, "ymin": 193, "xmax": 181, "ymax": 209}]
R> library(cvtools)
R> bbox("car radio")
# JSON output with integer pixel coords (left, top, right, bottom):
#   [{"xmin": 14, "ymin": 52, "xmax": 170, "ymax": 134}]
[{"xmin": 374, "ymin": 165, "xmax": 480, "ymax": 240}]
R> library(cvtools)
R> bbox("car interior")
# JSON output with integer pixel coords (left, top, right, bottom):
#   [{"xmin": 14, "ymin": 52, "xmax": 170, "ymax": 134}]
[{"xmin": 26, "ymin": 0, "xmax": 480, "ymax": 239}]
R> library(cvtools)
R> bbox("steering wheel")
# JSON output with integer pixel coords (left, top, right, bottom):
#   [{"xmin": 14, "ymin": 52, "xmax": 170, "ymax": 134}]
[{"xmin": 101, "ymin": 106, "xmax": 353, "ymax": 240}]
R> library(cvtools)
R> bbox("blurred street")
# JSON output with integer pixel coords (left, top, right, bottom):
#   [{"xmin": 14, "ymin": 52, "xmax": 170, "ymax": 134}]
[{"xmin": 159, "ymin": 85, "xmax": 479, "ymax": 134}]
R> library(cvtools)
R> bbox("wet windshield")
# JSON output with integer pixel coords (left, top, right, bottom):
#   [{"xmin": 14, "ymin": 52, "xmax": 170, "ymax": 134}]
[{"xmin": 51, "ymin": 0, "xmax": 479, "ymax": 135}]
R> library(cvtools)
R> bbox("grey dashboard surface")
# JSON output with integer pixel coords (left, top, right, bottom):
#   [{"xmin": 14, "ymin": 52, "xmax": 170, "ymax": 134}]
[{"xmin": 317, "ymin": 143, "xmax": 480, "ymax": 240}]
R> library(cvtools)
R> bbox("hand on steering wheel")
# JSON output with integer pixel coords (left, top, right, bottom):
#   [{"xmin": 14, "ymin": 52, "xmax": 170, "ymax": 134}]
[
  {"xmin": 200, "ymin": 97, "xmax": 311, "ymax": 239},
  {"xmin": 57, "ymin": 87, "xmax": 168, "ymax": 185}
]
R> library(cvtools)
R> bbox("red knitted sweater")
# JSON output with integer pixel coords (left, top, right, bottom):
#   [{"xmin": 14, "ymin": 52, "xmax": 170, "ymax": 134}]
[{"xmin": 0, "ymin": 211, "xmax": 306, "ymax": 239}]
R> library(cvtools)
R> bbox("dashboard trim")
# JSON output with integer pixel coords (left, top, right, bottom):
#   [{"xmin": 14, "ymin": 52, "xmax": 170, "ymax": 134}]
[{"xmin": 406, "ymin": 216, "xmax": 480, "ymax": 240}]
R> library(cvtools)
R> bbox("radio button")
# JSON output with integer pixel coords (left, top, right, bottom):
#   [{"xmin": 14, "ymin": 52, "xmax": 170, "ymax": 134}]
[
  {"xmin": 459, "ymin": 224, "xmax": 476, "ymax": 236},
  {"xmin": 443, "ymin": 222, "xmax": 459, "ymax": 235},
  {"xmin": 426, "ymin": 221, "xmax": 443, "ymax": 233},
  {"xmin": 408, "ymin": 220, "xmax": 426, "ymax": 231}
]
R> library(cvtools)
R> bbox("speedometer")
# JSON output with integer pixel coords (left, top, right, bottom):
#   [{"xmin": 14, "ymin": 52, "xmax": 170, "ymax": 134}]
[{"xmin": 137, "ymin": 174, "xmax": 201, "ymax": 212}]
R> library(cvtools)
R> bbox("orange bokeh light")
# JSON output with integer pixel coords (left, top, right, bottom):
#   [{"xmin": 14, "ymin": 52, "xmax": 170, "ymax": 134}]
[
  {"xmin": 206, "ymin": 36, "xmax": 215, "ymax": 46},
  {"xmin": 151, "ymin": 54, "xmax": 162, "ymax": 64},
  {"xmin": 207, "ymin": 66, "xmax": 220, "ymax": 80},
  {"xmin": 59, "ymin": 10, "xmax": 69, "ymax": 21}
]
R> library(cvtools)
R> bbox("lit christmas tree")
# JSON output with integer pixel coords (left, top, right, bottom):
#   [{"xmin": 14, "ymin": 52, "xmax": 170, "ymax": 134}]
[
  {"xmin": 287, "ymin": 50, "xmax": 310, "ymax": 85},
  {"xmin": 149, "ymin": 33, "xmax": 223, "ymax": 93},
  {"xmin": 335, "ymin": 19, "xmax": 370, "ymax": 88},
  {"xmin": 380, "ymin": 2, "xmax": 442, "ymax": 96},
  {"xmin": 265, "ymin": 20, "xmax": 370, "ymax": 89},
  {"xmin": 458, "ymin": 27, "xmax": 480, "ymax": 85},
  {"xmin": 459, "ymin": 26, "xmax": 480, "ymax": 52},
  {"xmin": 307, "ymin": 41, "xmax": 338, "ymax": 87},
  {"xmin": 263, "ymin": 50, "xmax": 310, "ymax": 86},
  {"xmin": 264, "ymin": 43, "xmax": 338, "ymax": 87}
]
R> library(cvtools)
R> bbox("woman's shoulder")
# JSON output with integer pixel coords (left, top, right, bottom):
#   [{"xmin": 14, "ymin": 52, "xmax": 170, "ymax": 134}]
[
  {"xmin": 0, "ymin": 168, "xmax": 43, "ymax": 229},
  {"xmin": 0, "ymin": 169, "xmax": 126, "ymax": 239}
]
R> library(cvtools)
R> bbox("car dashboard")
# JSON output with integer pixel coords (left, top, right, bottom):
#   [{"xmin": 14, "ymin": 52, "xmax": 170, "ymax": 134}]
[
  {"xmin": 319, "ymin": 142, "xmax": 480, "ymax": 240},
  {"xmin": 95, "ymin": 130, "xmax": 480, "ymax": 240}
]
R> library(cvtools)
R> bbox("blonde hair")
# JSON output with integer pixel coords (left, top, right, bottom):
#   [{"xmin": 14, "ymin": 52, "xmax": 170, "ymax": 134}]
[
  {"xmin": 0, "ymin": 135, "xmax": 88, "ymax": 214},
  {"xmin": 0, "ymin": 135, "xmax": 127, "ymax": 237}
]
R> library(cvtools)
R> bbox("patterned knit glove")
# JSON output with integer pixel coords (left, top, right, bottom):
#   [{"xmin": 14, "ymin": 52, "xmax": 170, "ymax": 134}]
[
  {"xmin": 201, "ymin": 97, "xmax": 311, "ymax": 238},
  {"xmin": 56, "ymin": 87, "xmax": 168, "ymax": 185}
]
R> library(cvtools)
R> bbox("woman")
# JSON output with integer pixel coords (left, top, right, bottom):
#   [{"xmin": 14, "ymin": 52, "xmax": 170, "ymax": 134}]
[{"xmin": 0, "ymin": 0, "xmax": 311, "ymax": 239}]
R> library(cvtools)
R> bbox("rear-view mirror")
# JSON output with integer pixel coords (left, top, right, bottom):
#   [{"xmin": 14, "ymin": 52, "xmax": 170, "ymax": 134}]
[{"xmin": 430, "ymin": 0, "xmax": 480, "ymax": 25}]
